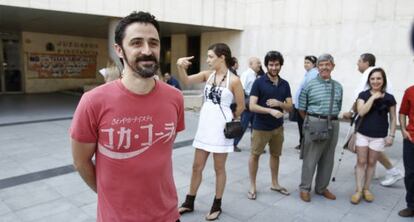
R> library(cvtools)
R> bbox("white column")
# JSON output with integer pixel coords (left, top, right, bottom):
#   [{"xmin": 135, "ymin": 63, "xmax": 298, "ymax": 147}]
[{"xmin": 108, "ymin": 18, "xmax": 123, "ymax": 71}]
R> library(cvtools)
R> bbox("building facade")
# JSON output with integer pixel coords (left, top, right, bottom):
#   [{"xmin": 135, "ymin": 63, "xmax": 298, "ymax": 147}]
[{"xmin": 0, "ymin": 0, "xmax": 413, "ymax": 110}]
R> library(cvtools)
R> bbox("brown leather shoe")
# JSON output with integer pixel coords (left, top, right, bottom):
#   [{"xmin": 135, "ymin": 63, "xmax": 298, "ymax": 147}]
[
  {"xmin": 399, "ymin": 208, "xmax": 414, "ymax": 217},
  {"xmin": 300, "ymin": 191, "xmax": 311, "ymax": 202},
  {"xmin": 316, "ymin": 189, "xmax": 336, "ymax": 200}
]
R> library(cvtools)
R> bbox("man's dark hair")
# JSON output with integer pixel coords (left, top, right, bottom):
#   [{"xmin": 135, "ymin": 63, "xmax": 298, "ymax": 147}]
[
  {"xmin": 115, "ymin": 11, "xmax": 160, "ymax": 48},
  {"xmin": 304, "ymin": 55, "xmax": 317, "ymax": 65},
  {"xmin": 264, "ymin": 51, "xmax": 284, "ymax": 67},
  {"xmin": 360, "ymin": 53, "xmax": 376, "ymax": 67},
  {"xmin": 367, "ymin": 67, "xmax": 387, "ymax": 92},
  {"xmin": 208, "ymin": 43, "xmax": 232, "ymax": 68}
]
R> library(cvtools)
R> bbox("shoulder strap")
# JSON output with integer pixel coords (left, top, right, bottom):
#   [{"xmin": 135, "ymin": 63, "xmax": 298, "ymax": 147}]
[
  {"xmin": 215, "ymin": 71, "xmax": 228, "ymax": 122},
  {"xmin": 207, "ymin": 71, "xmax": 215, "ymax": 83},
  {"xmin": 226, "ymin": 69, "xmax": 230, "ymax": 88},
  {"xmin": 219, "ymin": 104, "xmax": 228, "ymax": 122},
  {"xmin": 329, "ymin": 81, "xmax": 335, "ymax": 115},
  {"xmin": 353, "ymin": 114, "xmax": 363, "ymax": 132},
  {"xmin": 327, "ymin": 80, "xmax": 335, "ymax": 128}
]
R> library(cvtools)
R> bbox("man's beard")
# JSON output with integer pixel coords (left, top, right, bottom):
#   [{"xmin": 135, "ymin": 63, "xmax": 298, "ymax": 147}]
[
  {"xmin": 267, "ymin": 70, "xmax": 279, "ymax": 77},
  {"xmin": 124, "ymin": 52, "xmax": 159, "ymax": 78}
]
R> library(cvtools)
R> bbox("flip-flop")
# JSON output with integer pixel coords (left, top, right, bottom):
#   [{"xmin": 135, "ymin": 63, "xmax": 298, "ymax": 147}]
[
  {"xmin": 178, "ymin": 207, "xmax": 193, "ymax": 215},
  {"xmin": 270, "ymin": 187, "xmax": 290, "ymax": 196},
  {"xmin": 247, "ymin": 191, "xmax": 257, "ymax": 200},
  {"xmin": 205, "ymin": 210, "xmax": 222, "ymax": 221}
]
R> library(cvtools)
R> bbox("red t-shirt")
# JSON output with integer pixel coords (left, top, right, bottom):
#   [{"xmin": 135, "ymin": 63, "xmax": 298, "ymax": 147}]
[
  {"xmin": 399, "ymin": 85, "xmax": 414, "ymax": 141},
  {"xmin": 70, "ymin": 79, "xmax": 184, "ymax": 222}
]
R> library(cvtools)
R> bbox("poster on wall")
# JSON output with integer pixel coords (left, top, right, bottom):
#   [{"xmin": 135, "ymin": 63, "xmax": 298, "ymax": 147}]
[{"xmin": 27, "ymin": 53, "xmax": 97, "ymax": 79}]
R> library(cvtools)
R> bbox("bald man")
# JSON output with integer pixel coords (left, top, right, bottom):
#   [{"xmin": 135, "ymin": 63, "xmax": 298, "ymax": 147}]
[{"xmin": 234, "ymin": 57, "xmax": 262, "ymax": 152}]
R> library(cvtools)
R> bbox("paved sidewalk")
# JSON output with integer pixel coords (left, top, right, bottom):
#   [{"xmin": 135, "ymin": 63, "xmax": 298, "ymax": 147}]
[{"xmin": 0, "ymin": 110, "xmax": 409, "ymax": 222}]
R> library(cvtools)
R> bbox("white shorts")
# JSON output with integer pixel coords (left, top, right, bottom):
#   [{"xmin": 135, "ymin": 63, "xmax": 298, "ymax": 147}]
[{"xmin": 355, "ymin": 133, "xmax": 386, "ymax": 152}]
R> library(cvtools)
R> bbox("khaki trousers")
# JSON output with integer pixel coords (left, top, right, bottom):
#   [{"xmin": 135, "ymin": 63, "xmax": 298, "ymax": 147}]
[{"xmin": 299, "ymin": 117, "xmax": 339, "ymax": 193}]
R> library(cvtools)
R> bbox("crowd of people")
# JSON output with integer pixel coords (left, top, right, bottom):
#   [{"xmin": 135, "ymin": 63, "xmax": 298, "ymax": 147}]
[{"xmin": 70, "ymin": 11, "xmax": 414, "ymax": 222}]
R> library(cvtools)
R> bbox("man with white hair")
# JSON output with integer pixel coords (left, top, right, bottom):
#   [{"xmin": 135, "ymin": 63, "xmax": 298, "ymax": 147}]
[{"xmin": 298, "ymin": 54, "xmax": 343, "ymax": 202}]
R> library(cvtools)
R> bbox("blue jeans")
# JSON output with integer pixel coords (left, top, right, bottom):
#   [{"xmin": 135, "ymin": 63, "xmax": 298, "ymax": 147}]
[
  {"xmin": 403, "ymin": 139, "xmax": 414, "ymax": 209},
  {"xmin": 234, "ymin": 110, "xmax": 254, "ymax": 146}
]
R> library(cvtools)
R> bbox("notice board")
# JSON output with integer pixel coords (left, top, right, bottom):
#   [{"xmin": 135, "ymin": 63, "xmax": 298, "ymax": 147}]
[{"xmin": 27, "ymin": 53, "xmax": 97, "ymax": 79}]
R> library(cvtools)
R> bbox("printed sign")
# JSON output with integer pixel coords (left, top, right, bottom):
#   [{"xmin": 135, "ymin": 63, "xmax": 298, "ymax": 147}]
[{"xmin": 27, "ymin": 53, "xmax": 97, "ymax": 78}]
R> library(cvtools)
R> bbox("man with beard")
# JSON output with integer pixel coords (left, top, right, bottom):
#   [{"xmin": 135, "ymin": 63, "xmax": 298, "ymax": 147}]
[
  {"xmin": 247, "ymin": 51, "xmax": 293, "ymax": 200},
  {"xmin": 70, "ymin": 11, "xmax": 184, "ymax": 222},
  {"xmin": 298, "ymin": 54, "xmax": 343, "ymax": 202}
]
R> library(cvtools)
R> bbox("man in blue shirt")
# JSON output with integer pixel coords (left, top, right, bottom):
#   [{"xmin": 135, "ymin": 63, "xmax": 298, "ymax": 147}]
[
  {"xmin": 247, "ymin": 51, "xmax": 293, "ymax": 199},
  {"xmin": 162, "ymin": 72, "xmax": 181, "ymax": 90},
  {"xmin": 292, "ymin": 55, "xmax": 318, "ymax": 150}
]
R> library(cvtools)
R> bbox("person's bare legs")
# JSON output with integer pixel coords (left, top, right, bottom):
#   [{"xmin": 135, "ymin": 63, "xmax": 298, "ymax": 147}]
[
  {"xmin": 364, "ymin": 149, "xmax": 380, "ymax": 190},
  {"xmin": 270, "ymin": 155, "xmax": 281, "ymax": 188},
  {"xmin": 205, "ymin": 152, "xmax": 228, "ymax": 220},
  {"xmin": 352, "ymin": 146, "xmax": 368, "ymax": 204},
  {"xmin": 179, "ymin": 148, "xmax": 209, "ymax": 213},
  {"xmin": 188, "ymin": 148, "xmax": 210, "ymax": 195},
  {"xmin": 362, "ymin": 148, "xmax": 380, "ymax": 202},
  {"xmin": 249, "ymin": 154, "xmax": 260, "ymax": 195},
  {"xmin": 355, "ymin": 146, "xmax": 368, "ymax": 192},
  {"xmin": 378, "ymin": 152, "xmax": 393, "ymax": 169},
  {"xmin": 212, "ymin": 153, "xmax": 228, "ymax": 199}
]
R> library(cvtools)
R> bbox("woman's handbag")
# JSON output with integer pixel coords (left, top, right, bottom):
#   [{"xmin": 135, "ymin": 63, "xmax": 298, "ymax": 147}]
[
  {"xmin": 224, "ymin": 121, "xmax": 243, "ymax": 139},
  {"xmin": 218, "ymin": 99, "xmax": 243, "ymax": 139},
  {"xmin": 343, "ymin": 115, "xmax": 363, "ymax": 153},
  {"xmin": 343, "ymin": 133, "xmax": 357, "ymax": 153}
]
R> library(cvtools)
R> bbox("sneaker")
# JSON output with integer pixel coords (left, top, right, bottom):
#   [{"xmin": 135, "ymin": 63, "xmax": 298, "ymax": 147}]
[{"xmin": 381, "ymin": 170, "xmax": 404, "ymax": 186}]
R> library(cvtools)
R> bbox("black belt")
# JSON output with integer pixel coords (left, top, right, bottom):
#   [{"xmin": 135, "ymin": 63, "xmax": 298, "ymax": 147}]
[{"xmin": 308, "ymin": 113, "xmax": 338, "ymax": 120}]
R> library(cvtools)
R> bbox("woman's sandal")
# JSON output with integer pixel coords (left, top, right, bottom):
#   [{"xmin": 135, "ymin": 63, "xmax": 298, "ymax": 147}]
[
  {"xmin": 205, "ymin": 197, "xmax": 222, "ymax": 221},
  {"xmin": 178, "ymin": 195, "xmax": 195, "ymax": 215}
]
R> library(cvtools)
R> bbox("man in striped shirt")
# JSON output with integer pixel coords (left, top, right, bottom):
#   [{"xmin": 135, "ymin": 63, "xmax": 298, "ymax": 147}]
[{"xmin": 297, "ymin": 54, "xmax": 343, "ymax": 202}]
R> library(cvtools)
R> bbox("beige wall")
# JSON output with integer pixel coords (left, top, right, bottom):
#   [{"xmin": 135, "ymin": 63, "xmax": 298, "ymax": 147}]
[
  {"xmin": 22, "ymin": 32, "xmax": 108, "ymax": 93},
  {"xmin": 200, "ymin": 31, "xmax": 242, "ymax": 71},
  {"xmin": 4, "ymin": 0, "xmax": 414, "ymax": 111},
  {"xmin": 236, "ymin": 0, "xmax": 414, "ymax": 111}
]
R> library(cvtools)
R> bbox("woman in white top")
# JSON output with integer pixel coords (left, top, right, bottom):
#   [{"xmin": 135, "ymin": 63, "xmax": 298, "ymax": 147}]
[{"xmin": 176, "ymin": 43, "xmax": 244, "ymax": 221}]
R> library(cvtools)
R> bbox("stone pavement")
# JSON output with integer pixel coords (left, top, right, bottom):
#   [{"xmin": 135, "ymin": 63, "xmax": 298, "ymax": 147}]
[{"xmin": 0, "ymin": 104, "xmax": 410, "ymax": 221}]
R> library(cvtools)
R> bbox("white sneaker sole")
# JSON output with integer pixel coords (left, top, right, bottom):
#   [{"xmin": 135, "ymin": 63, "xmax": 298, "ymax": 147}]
[{"xmin": 380, "ymin": 175, "xmax": 404, "ymax": 187}]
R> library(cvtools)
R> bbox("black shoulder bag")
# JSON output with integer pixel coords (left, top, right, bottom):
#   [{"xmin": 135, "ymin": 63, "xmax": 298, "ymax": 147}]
[
  {"xmin": 219, "ymin": 104, "xmax": 243, "ymax": 139},
  {"xmin": 217, "ymin": 78, "xmax": 242, "ymax": 139}
]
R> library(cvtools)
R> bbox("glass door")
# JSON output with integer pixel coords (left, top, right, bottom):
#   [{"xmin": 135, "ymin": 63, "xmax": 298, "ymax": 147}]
[{"xmin": 0, "ymin": 37, "xmax": 22, "ymax": 93}]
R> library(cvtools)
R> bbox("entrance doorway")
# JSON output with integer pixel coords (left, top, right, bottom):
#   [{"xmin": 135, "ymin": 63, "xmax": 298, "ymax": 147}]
[{"xmin": 0, "ymin": 35, "xmax": 23, "ymax": 93}]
